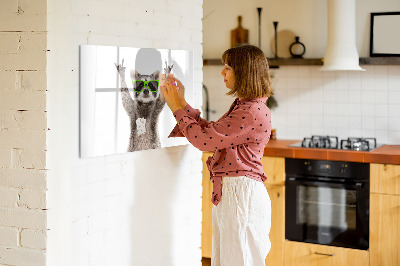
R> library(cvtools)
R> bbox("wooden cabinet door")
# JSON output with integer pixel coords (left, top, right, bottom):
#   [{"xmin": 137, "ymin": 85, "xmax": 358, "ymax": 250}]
[
  {"xmin": 264, "ymin": 184, "xmax": 284, "ymax": 266},
  {"xmin": 202, "ymin": 152, "xmax": 213, "ymax": 258},
  {"xmin": 370, "ymin": 163, "xmax": 400, "ymax": 195},
  {"xmin": 284, "ymin": 241, "xmax": 369, "ymax": 266},
  {"xmin": 262, "ymin": 156, "xmax": 285, "ymax": 186},
  {"xmin": 370, "ymin": 193, "xmax": 400, "ymax": 266},
  {"xmin": 262, "ymin": 156, "xmax": 285, "ymax": 265}
]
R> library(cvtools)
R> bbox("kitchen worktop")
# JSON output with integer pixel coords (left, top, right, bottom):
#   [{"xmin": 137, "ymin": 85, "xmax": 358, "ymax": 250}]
[{"xmin": 263, "ymin": 139, "xmax": 400, "ymax": 165}]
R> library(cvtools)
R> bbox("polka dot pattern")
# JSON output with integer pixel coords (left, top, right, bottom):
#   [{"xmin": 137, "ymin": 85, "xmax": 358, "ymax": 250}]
[{"xmin": 168, "ymin": 98, "xmax": 272, "ymax": 206}]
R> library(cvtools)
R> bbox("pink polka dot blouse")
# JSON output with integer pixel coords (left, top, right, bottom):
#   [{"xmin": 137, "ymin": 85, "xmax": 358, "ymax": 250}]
[{"xmin": 169, "ymin": 97, "xmax": 272, "ymax": 206}]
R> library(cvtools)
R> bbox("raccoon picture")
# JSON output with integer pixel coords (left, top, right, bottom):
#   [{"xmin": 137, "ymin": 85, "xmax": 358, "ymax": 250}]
[{"xmin": 115, "ymin": 59, "xmax": 165, "ymax": 152}]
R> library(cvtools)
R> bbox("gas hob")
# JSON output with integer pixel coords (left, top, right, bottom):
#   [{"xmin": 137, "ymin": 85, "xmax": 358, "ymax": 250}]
[{"xmin": 289, "ymin": 135, "xmax": 382, "ymax": 151}]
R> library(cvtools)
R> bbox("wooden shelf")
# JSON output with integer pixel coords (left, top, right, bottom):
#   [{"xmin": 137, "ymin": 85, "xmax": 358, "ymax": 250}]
[
  {"xmin": 202, "ymin": 59, "xmax": 223, "ymax": 66},
  {"xmin": 203, "ymin": 58, "xmax": 323, "ymax": 67},
  {"xmin": 359, "ymin": 57, "xmax": 400, "ymax": 65},
  {"xmin": 268, "ymin": 58, "xmax": 323, "ymax": 67},
  {"xmin": 203, "ymin": 57, "xmax": 400, "ymax": 67}
]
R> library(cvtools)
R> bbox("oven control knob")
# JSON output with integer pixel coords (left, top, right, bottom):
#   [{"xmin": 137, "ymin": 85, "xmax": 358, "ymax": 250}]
[
  {"xmin": 304, "ymin": 161, "xmax": 312, "ymax": 171},
  {"xmin": 340, "ymin": 164, "xmax": 347, "ymax": 174}
]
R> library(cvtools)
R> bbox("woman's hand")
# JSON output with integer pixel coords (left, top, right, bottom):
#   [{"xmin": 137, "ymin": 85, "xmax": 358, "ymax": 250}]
[
  {"xmin": 174, "ymin": 77, "xmax": 187, "ymax": 108},
  {"xmin": 161, "ymin": 76, "xmax": 185, "ymax": 113}
]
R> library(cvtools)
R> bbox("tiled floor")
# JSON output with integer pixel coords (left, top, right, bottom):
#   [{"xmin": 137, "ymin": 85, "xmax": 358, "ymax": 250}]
[{"xmin": 202, "ymin": 257, "xmax": 211, "ymax": 266}]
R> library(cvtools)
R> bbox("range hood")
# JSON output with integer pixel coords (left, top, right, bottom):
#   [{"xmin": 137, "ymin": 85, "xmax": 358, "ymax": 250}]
[{"xmin": 320, "ymin": 0, "xmax": 365, "ymax": 71}]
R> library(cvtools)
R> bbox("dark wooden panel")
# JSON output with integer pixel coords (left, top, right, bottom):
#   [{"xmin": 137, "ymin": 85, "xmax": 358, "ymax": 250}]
[
  {"xmin": 360, "ymin": 57, "xmax": 400, "ymax": 65},
  {"xmin": 204, "ymin": 57, "xmax": 400, "ymax": 67}
]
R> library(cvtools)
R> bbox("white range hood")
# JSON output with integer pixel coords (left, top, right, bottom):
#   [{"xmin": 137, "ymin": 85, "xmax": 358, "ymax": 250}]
[{"xmin": 320, "ymin": 0, "xmax": 365, "ymax": 71}]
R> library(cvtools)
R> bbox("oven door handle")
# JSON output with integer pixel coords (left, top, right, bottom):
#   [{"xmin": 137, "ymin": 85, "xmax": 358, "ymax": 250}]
[{"xmin": 287, "ymin": 177, "xmax": 364, "ymax": 189}]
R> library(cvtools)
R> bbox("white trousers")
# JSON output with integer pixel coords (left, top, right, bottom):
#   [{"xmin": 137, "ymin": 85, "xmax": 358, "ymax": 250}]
[{"xmin": 212, "ymin": 176, "xmax": 271, "ymax": 266}]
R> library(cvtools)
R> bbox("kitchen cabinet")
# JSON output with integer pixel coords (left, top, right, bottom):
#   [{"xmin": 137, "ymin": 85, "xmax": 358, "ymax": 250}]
[
  {"xmin": 261, "ymin": 156, "xmax": 285, "ymax": 266},
  {"xmin": 202, "ymin": 152, "xmax": 213, "ymax": 258},
  {"xmin": 370, "ymin": 163, "xmax": 400, "ymax": 266},
  {"xmin": 261, "ymin": 156, "xmax": 285, "ymax": 186},
  {"xmin": 201, "ymin": 154, "xmax": 286, "ymax": 266},
  {"xmin": 370, "ymin": 163, "xmax": 400, "ymax": 195},
  {"xmin": 370, "ymin": 193, "xmax": 400, "ymax": 266},
  {"xmin": 284, "ymin": 241, "xmax": 369, "ymax": 266},
  {"xmin": 202, "ymin": 156, "xmax": 400, "ymax": 265},
  {"xmin": 260, "ymin": 141, "xmax": 400, "ymax": 266},
  {"xmin": 264, "ymin": 184, "xmax": 284, "ymax": 266}
]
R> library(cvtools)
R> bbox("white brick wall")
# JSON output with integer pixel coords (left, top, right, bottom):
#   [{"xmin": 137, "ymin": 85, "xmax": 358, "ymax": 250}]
[
  {"xmin": 0, "ymin": 227, "xmax": 19, "ymax": 247},
  {"xmin": 0, "ymin": 0, "xmax": 48, "ymax": 265},
  {"xmin": 0, "ymin": 187, "xmax": 19, "ymax": 208},
  {"xmin": 21, "ymin": 229, "xmax": 47, "ymax": 250},
  {"xmin": 47, "ymin": 1, "xmax": 203, "ymax": 266},
  {"xmin": 0, "ymin": 248, "xmax": 46, "ymax": 266},
  {"xmin": 3, "ymin": 0, "xmax": 204, "ymax": 264}
]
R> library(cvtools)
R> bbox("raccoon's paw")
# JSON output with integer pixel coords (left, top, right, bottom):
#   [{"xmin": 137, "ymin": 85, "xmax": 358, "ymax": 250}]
[
  {"xmin": 114, "ymin": 63, "xmax": 126, "ymax": 74},
  {"xmin": 114, "ymin": 59, "xmax": 126, "ymax": 74}
]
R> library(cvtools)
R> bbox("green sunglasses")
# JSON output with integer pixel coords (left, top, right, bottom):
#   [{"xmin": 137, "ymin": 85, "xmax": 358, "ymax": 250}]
[{"xmin": 132, "ymin": 80, "xmax": 159, "ymax": 93}]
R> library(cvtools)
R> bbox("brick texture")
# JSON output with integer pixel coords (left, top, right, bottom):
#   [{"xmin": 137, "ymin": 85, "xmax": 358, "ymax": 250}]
[
  {"xmin": 21, "ymin": 229, "xmax": 47, "ymax": 250},
  {"xmin": 0, "ymin": 0, "xmax": 47, "ymax": 264},
  {"xmin": 19, "ymin": 189, "xmax": 47, "ymax": 209},
  {"xmin": 0, "ymin": 208, "xmax": 47, "ymax": 230},
  {"xmin": 0, "ymin": 247, "xmax": 46, "ymax": 266},
  {"xmin": 0, "ymin": 227, "xmax": 19, "ymax": 247},
  {"xmin": 0, "ymin": 169, "xmax": 47, "ymax": 189},
  {"xmin": 2, "ymin": 0, "xmax": 203, "ymax": 265},
  {"xmin": 0, "ymin": 187, "xmax": 19, "ymax": 208}
]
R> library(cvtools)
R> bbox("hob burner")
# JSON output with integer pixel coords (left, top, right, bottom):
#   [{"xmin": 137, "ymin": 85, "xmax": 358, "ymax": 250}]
[
  {"xmin": 340, "ymin": 137, "xmax": 377, "ymax": 151},
  {"xmin": 301, "ymin": 135, "xmax": 339, "ymax": 149}
]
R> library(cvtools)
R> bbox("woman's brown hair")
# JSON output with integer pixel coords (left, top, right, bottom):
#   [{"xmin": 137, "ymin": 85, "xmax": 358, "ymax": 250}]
[{"xmin": 221, "ymin": 44, "xmax": 273, "ymax": 99}]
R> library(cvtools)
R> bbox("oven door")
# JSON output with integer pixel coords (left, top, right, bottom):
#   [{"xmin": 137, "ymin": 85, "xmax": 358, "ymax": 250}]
[{"xmin": 285, "ymin": 177, "xmax": 369, "ymax": 250}]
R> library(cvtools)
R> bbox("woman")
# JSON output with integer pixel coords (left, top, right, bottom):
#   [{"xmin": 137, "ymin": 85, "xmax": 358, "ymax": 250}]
[{"xmin": 162, "ymin": 44, "xmax": 273, "ymax": 266}]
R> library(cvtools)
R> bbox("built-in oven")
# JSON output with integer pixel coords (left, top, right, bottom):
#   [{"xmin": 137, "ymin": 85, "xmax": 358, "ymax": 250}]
[{"xmin": 285, "ymin": 158, "xmax": 369, "ymax": 250}]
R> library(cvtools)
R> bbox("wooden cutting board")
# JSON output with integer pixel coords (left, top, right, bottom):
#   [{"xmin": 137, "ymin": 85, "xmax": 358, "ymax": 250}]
[{"xmin": 231, "ymin": 16, "xmax": 249, "ymax": 48}]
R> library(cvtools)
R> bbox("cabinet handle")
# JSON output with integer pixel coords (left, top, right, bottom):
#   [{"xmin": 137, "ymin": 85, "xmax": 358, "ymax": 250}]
[{"xmin": 314, "ymin": 252, "xmax": 335, "ymax": 257}]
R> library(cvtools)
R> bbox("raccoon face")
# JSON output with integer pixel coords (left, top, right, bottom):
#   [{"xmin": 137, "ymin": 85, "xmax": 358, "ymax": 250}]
[{"xmin": 131, "ymin": 70, "xmax": 160, "ymax": 103}]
